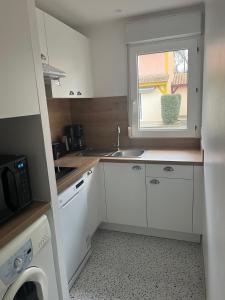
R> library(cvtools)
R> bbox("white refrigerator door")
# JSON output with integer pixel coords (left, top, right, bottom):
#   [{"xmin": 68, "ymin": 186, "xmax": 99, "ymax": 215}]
[{"xmin": 60, "ymin": 186, "xmax": 89, "ymax": 283}]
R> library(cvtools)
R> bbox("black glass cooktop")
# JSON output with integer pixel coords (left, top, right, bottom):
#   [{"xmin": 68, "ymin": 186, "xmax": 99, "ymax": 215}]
[{"xmin": 54, "ymin": 166, "xmax": 77, "ymax": 180}]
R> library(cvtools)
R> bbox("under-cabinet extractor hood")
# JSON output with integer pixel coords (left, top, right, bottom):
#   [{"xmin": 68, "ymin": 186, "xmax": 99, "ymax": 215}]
[{"xmin": 42, "ymin": 63, "xmax": 66, "ymax": 80}]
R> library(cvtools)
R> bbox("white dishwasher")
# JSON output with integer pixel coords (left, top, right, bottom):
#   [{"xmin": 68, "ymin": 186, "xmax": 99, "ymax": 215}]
[{"xmin": 58, "ymin": 174, "xmax": 92, "ymax": 289}]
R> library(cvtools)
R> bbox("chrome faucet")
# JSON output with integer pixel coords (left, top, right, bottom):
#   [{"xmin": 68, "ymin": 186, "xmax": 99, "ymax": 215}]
[{"xmin": 116, "ymin": 124, "xmax": 121, "ymax": 151}]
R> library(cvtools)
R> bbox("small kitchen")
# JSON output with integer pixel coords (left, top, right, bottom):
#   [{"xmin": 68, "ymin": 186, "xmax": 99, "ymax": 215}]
[
  {"xmin": 0, "ymin": 0, "xmax": 224, "ymax": 299},
  {"xmin": 41, "ymin": 4, "xmax": 204, "ymax": 299}
]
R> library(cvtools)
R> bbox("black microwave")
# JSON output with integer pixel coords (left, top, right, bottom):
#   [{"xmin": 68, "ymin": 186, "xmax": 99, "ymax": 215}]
[{"xmin": 0, "ymin": 155, "xmax": 32, "ymax": 225}]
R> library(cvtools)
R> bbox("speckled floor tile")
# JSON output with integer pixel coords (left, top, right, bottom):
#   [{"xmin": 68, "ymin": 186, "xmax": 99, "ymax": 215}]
[{"xmin": 70, "ymin": 230, "xmax": 205, "ymax": 300}]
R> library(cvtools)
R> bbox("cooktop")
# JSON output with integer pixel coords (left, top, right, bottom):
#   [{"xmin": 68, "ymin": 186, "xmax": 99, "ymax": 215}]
[{"xmin": 54, "ymin": 166, "xmax": 77, "ymax": 180}]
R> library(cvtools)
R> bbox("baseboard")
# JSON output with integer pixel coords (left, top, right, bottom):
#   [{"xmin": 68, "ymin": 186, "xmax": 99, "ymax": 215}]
[
  {"xmin": 68, "ymin": 247, "xmax": 92, "ymax": 290},
  {"xmin": 100, "ymin": 222, "xmax": 201, "ymax": 243}
]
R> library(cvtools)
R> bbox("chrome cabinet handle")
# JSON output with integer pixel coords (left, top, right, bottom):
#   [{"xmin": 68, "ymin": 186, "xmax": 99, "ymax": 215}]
[
  {"xmin": 69, "ymin": 91, "xmax": 75, "ymax": 95},
  {"xmin": 163, "ymin": 166, "xmax": 174, "ymax": 172},
  {"xmin": 77, "ymin": 91, "xmax": 82, "ymax": 96},
  {"xmin": 87, "ymin": 170, "xmax": 93, "ymax": 175},
  {"xmin": 132, "ymin": 165, "xmax": 141, "ymax": 171},
  {"xmin": 150, "ymin": 179, "xmax": 160, "ymax": 184}
]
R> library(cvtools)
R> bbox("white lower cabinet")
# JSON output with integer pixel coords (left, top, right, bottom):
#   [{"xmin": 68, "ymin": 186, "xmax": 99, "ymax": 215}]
[
  {"xmin": 193, "ymin": 166, "xmax": 204, "ymax": 234},
  {"xmin": 97, "ymin": 163, "xmax": 107, "ymax": 223},
  {"xmin": 88, "ymin": 162, "xmax": 203, "ymax": 239},
  {"xmin": 86, "ymin": 163, "xmax": 106, "ymax": 237},
  {"xmin": 146, "ymin": 177, "xmax": 193, "ymax": 233},
  {"xmin": 104, "ymin": 163, "xmax": 147, "ymax": 227}
]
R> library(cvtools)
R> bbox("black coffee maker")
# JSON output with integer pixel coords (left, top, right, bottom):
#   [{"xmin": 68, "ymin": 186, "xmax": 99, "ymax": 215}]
[{"xmin": 64, "ymin": 124, "xmax": 86, "ymax": 151}]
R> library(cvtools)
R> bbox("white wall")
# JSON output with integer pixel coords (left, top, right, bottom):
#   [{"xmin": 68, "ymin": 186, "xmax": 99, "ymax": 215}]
[
  {"xmin": 85, "ymin": 21, "xmax": 128, "ymax": 97},
  {"xmin": 125, "ymin": 8, "xmax": 202, "ymax": 44},
  {"xmin": 202, "ymin": 0, "xmax": 225, "ymax": 299},
  {"xmin": 82, "ymin": 7, "xmax": 203, "ymax": 98}
]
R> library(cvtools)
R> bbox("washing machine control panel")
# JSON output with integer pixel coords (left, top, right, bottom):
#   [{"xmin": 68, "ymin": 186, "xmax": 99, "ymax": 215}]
[
  {"xmin": 13, "ymin": 257, "xmax": 24, "ymax": 272},
  {"xmin": 0, "ymin": 239, "xmax": 33, "ymax": 285}
]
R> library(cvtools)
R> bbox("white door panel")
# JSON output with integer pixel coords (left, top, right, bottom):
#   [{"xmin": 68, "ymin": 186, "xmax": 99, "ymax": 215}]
[
  {"xmin": 193, "ymin": 166, "xmax": 204, "ymax": 234},
  {"xmin": 44, "ymin": 13, "xmax": 93, "ymax": 98},
  {"xmin": 86, "ymin": 167, "xmax": 100, "ymax": 236},
  {"xmin": 104, "ymin": 163, "xmax": 147, "ymax": 227},
  {"xmin": 60, "ymin": 186, "xmax": 89, "ymax": 282},
  {"xmin": 0, "ymin": 0, "xmax": 40, "ymax": 118},
  {"xmin": 147, "ymin": 177, "xmax": 193, "ymax": 233},
  {"xmin": 35, "ymin": 8, "xmax": 48, "ymax": 63},
  {"xmin": 146, "ymin": 164, "xmax": 193, "ymax": 179}
]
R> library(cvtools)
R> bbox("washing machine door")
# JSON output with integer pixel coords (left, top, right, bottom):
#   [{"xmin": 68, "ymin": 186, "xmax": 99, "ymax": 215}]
[{"xmin": 3, "ymin": 267, "xmax": 48, "ymax": 300}]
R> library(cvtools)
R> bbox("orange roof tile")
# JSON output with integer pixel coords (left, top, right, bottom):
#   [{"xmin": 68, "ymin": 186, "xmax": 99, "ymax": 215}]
[{"xmin": 172, "ymin": 72, "xmax": 188, "ymax": 86}]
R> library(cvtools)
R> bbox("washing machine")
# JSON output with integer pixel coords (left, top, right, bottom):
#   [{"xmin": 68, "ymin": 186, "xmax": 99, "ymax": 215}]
[{"xmin": 0, "ymin": 215, "xmax": 59, "ymax": 300}]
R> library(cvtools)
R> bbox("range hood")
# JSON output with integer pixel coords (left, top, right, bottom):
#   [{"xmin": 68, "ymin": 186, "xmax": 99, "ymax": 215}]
[{"xmin": 42, "ymin": 63, "xmax": 66, "ymax": 80}]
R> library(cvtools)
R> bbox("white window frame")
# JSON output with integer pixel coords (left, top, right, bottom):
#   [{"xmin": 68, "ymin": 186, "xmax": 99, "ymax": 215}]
[{"xmin": 128, "ymin": 37, "xmax": 202, "ymax": 138}]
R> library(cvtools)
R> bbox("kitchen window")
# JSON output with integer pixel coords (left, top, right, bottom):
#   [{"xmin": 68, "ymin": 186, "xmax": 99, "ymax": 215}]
[{"xmin": 128, "ymin": 38, "xmax": 202, "ymax": 138}]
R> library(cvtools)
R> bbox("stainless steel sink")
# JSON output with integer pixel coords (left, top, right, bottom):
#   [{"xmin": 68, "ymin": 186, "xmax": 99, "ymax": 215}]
[{"xmin": 110, "ymin": 149, "xmax": 144, "ymax": 157}]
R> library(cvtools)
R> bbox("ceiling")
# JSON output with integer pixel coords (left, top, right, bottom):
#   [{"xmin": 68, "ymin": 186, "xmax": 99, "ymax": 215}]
[{"xmin": 36, "ymin": 0, "xmax": 203, "ymax": 29}]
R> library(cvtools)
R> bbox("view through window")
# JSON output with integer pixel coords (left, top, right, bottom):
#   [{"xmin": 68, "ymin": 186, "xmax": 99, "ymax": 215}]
[{"xmin": 138, "ymin": 50, "xmax": 188, "ymax": 130}]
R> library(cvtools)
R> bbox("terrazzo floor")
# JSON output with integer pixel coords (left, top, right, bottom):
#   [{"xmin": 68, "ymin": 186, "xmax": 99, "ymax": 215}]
[{"xmin": 70, "ymin": 229, "xmax": 205, "ymax": 300}]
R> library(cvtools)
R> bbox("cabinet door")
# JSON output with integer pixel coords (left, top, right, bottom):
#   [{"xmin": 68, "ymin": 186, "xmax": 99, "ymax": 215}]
[
  {"xmin": 98, "ymin": 163, "xmax": 107, "ymax": 223},
  {"xmin": 0, "ymin": 0, "xmax": 40, "ymax": 119},
  {"xmin": 86, "ymin": 166, "xmax": 100, "ymax": 237},
  {"xmin": 104, "ymin": 163, "xmax": 147, "ymax": 227},
  {"xmin": 73, "ymin": 33, "xmax": 93, "ymax": 98},
  {"xmin": 86, "ymin": 164, "xmax": 106, "ymax": 237},
  {"xmin": 44, "ymin": 13, "xmax": 93, "ymax": 98},
  {"xmin": 193, "ymin": 166, "xmax": 203, "ymax": 234},
  {"xmin": 147, "ymin": 177, "xmax": 193, "ymax": 233},
  {"xmin": 35, "ymin": 8, "xmax": 48, "ymax": 63},
  {"xmin": 146, "ymin": 164, "xmax": 193, "ymax": 179}
]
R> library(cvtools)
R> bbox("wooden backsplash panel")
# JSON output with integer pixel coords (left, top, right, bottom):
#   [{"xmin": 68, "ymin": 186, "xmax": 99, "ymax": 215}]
[
  {"xmin": 71, "ymin": 97, "xmax": 125, "ymax": 149},
  {"xmin": 71, "ymin": 97, "xmax": 201, "ymax": 150},
  {"xmin": 47, "ymin": 99, "xmax": 72, "ymax": 141}
]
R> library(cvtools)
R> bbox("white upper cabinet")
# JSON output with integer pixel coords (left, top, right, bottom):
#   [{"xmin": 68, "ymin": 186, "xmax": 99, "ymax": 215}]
[
  {"xmin": 104, "ymin": 163, "xmax": 147, "ymax": 227},
  {"xmin": 36, "ymin": 9, "xmax": 93, "ymax": 98},
  {"xmin": 35, "ymin": 8, "xmax": 48, "ymax": 64},
  {"xmin": 0, "ymin": 0, "xmax": 40, "ymax": 119}
]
